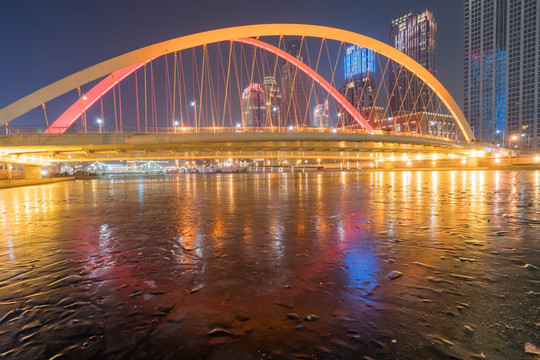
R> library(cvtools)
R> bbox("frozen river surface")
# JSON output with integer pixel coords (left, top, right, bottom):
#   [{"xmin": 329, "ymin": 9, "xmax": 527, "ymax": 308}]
[{"xmin": 0, "ymin": 170, "xmax": 539, "ymax": 359}]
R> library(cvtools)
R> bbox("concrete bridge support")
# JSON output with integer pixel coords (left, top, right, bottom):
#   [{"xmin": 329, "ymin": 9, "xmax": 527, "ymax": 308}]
[
  {"xmin": 467, "ymin": 157, "xmax": 479, "ymax": 168},
  {"xmin": 22, "ymin": 165, "xmax": 42, "ymax": 179}
]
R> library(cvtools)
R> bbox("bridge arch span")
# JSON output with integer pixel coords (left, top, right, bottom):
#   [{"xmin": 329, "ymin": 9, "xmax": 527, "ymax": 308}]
[
  {"xmin": 0, "ymin": 24, "xmax": 474, "ymax": 142},
  {"xmin": 45, "ymin": 38, "xmax": 374, "ymax": 134}
]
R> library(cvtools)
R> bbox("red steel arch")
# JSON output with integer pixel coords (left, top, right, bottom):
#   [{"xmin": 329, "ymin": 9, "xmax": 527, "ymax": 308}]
[
  {"xmin": 46, "ymin": 39, "xmax": 373, "ymax": 133},
  {"xmin": 44, "ymin": 62, "xmax": 147, "ymax": 134}
]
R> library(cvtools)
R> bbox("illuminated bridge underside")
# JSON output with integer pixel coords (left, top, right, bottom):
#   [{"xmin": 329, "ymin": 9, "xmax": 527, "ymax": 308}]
[
  {"xmin": 0, "ymin": 24, "xmax": 474, "ymax": 142},
  {"xmin": 0, "ymin": 132, "xmax": 467, "ymax": 163}
]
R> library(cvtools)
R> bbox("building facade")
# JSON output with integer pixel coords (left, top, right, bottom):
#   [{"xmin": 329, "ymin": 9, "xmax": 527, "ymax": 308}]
[
  {"xmin": 464, "ymin": 0, "xmax": 507, "ymax": 144},
  {"xmin": 465, "ymin": 0, "xmax": 539, "ymax": 147},
  {"xmin": 312, "ymin": 101, "xmax": 330, "ymax": 128},
  {"xmin": 262, "ymin": 76, "xmax": 282, "ymax": 127},
  {"xmin": 241, "ymin": 83, "xmax": 265, "ymax": 127},
  {"xmin": 339, "ymin": 45, "xmax": 377, "ymax": 127},
  {"xmin": 281, "ymin": 40, "xmax": 311, "ymax": 126},
  {"xmin": 506, "ymin": 0, "xmax": 538, "ymax": 148},
  {"xmin": 390, "ymin": 10, "xmax": 437, "ymax": 115}
]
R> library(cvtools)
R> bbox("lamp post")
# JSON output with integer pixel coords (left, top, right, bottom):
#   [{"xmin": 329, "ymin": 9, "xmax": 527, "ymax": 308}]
[
  {"xmin": 191, "ymin": 101, "xmax": 197, "ymax": 132},
  {"xmin": 509, "ymin": 135, "xmax": 518, "ymax": 165},
  {"xmin": 97, "ymin": 118, "xmax": 103, "ymax": 134},
  {"xmin": 509, "ymin": 135, "xmax": 518, "ymax": 149},
  {"xmin": 174, "ymin": 121, "xmax": 179, "ymax": 133}
]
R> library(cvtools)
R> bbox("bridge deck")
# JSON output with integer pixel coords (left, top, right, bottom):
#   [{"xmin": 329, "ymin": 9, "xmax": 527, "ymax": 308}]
[{"xmin": 0, "ymin": 132, "xmax": 469, "ymax": 163}]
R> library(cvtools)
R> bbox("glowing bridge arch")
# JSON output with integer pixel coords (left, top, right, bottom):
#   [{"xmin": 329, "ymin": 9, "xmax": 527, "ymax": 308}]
[
  {"xmin": 0, "ymin": 24, "xmax": 474, "ymax": 142},
  {"xmin": 44, "ymin": 37, "xmax": 374, "ymax": 134}
]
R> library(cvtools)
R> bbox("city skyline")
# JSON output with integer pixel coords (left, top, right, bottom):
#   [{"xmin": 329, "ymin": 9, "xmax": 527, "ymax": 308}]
[{"xmin": 0, "ymin": 0, "xmax": 465, "ymax": 126}]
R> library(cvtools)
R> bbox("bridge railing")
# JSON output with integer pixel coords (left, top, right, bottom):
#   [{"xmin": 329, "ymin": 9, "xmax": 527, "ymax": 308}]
[
  {"xmin": 0, "ymin": 125, "xmax": 462, "ymax": 144},
  {"xmin": 3, "ymin": 125, "xmax": 369, "ymax": 135}
]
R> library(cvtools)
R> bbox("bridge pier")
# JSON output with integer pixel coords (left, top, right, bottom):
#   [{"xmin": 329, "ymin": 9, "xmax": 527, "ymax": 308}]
[
  {"xmin": 467, "ymin": 157, "xmax": 479, "ymax": 168},
  {"xmin": 22, "ymin": 165, "xmax": 42, "ymax": 179}
]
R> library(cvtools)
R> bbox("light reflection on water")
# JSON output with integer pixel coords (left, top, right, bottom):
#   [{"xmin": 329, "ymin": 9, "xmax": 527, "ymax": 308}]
[{"xmin": 0, "ymin": 170, "xmax": 539, "ymax": 359}]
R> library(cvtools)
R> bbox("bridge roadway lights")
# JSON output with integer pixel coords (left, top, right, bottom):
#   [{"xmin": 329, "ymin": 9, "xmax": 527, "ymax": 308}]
[{"xmin": 0, "ymin": 132, "xmax": 467, "ymax": 163}]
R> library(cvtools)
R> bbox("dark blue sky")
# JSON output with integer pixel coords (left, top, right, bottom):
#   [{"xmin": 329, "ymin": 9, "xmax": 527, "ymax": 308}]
[{"xmin": 0, "ymin": 0, "xmax": 465, "ymax": 122}]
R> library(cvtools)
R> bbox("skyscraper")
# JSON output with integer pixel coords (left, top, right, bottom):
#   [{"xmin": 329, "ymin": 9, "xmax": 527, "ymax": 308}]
[
  {"xmin": 464, "ymin": 0, "xmax": 507, "ymax": 144},
  {"xmin": 262, "ymin": 76, "xmax": 281, "ymax": 127},
  {"xmin": 465, "ymin": 0, "xmax": 539, "ymax": 147},
  {"xmin": 313, "ymin": 101, "xmax": 330, "ymax": 128},
  {"xmin": 390, "ymin": 10, "xmax": 437, "ymax": 115},
  {"xmin": 241, "ymin": 83, "xmax": 265, "ymax": 127},
  {"xmin": 506, "ymin": 0, "xmax": 539, "ymax": 148},
  {"xmin": 281, "ymin": 40, "xmax": 311, "ymax": 126},
  {"xmin": 339, "ymin": 45, "xmax": 377, "ymax": 127}
]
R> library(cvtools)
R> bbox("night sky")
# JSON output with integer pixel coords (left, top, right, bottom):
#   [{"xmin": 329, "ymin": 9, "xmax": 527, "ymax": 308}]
[{"xmin": 0, "ymin": 0, "xmax": 465, "ymax": 125}]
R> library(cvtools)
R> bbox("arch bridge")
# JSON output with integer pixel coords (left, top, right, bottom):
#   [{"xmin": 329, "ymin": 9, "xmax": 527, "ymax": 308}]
[{"xmin": 0, "ymin": 24, "xmax": 480, "ymax": 167}]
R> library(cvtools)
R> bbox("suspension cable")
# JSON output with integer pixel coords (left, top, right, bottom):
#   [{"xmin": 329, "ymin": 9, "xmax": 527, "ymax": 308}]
[
  {"xmin": 112, "ymin": 74, "xmax": 118, "ymax": 132},
  {"xmin": 41, "ymin": 103, "xmax": 49, "ymax": 127},
  {"xmin": 135, "ymin": 69, "xmax": 140, "ymax": 132},
  {"xmin": 119, "ymin": 81, "xmax": 123, "ymax": 133},
  {"xmin": 221, "ymin": 40, "xmax": 233, "ymax": 128},
  {"xmin": 172, "ymin": 52, "xmax": 177, "ymax": 131},
  {"xmin": 77, "ymin": 86, "xmax": 83, "ymax": 133},
  {"xmin": 100, "ymin": 96, "xmax": 104, "ymax": 131},
  {"xmin": 144, "ymin": 63, "xmax": 148, "ymax": 132}
]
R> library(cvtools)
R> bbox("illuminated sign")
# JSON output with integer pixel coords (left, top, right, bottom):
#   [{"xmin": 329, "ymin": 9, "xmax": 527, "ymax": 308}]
[{"xmin": 344, "ymin": 45, "xmax": 376, "ymax": 79}]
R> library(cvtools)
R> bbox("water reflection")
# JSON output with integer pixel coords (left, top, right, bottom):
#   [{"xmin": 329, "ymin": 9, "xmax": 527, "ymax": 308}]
[{"xmin": 0, "ymin": 171, "xmax": 539, "ymax": 359}]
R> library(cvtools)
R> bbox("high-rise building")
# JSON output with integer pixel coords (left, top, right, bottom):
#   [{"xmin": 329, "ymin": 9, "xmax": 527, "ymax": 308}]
[
  {"xmin": 313, "ymin": 101, "xmax": 330, "ymax": 128},
  {"xmin": 281, "ymin": 40, "xmax": 311, "ymax": 126},
  {"xmin": 464, "ymin": 0, "xmax": 507, "ymax": 144},
  {"xmin": 241, "ymin": 83, "xmax": 265, "ymax": 127},
  {"xmin": 390, "ymin": 10, "xmax": 437, "ymax": 115},
  {"xmin": 465, "ymin": 0, "xmax": 539, "ymax": 147},
  {"xmin": 262, "ymin": 76, "xmax": 281, "ymax": 127},
  {"xmin": 339, "ymin": 45, "xmax": 377, "ymax": 127},
  {"xmin": 506, "ymin": 0, "xmax": 539, "ymax": 148}
]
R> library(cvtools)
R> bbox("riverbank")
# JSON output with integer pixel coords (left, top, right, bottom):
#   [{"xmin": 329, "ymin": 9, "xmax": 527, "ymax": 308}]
[{"xmin": 0, "ymin": 177, "xmax": 75, "ymax": 189}]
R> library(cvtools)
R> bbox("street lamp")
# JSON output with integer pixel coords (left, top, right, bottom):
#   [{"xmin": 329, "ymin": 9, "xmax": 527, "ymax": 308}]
[
  {"xmin": 97, "ymin": 118, "xmax": 103, "ymax": 134},
  {"xmin": 190, "ymin": 101, "xmax": 197, "ymax": 131},
  {"xmin": 509, "ymin": 135, "xmax": 518, "ymax": 165},
  {"xmin": 174, "ymin": 121, "xmax": 179, "ymax": 133},
  {"xmin": 509, "ymin": 135, "xmax": 518, "ymax": 149}
]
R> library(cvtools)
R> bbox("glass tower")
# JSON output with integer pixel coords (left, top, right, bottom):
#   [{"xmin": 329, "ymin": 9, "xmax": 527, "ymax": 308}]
[
  {"xmin": 464, "ymin": 0, "xmax": 507, "ymax": 144},
  {"xmin": 390, "ymin": 10, "xmax": 437, "ymax": 115},
  {"xmin": 465, "ymin": 0, "xmax": 539, "ymax": 147},
  {"xmin": 339, "ymin": 45, "xmax": 377, "ymax": 127},
  {"xmin": 281, "ymin": 40, "xmax": 311, "ymax": 126}
]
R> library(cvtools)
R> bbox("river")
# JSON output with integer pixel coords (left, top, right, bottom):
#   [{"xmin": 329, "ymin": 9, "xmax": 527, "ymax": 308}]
[{"xmin": 0, "ymin": 170, "xmax": 539, "ymax": 359}]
